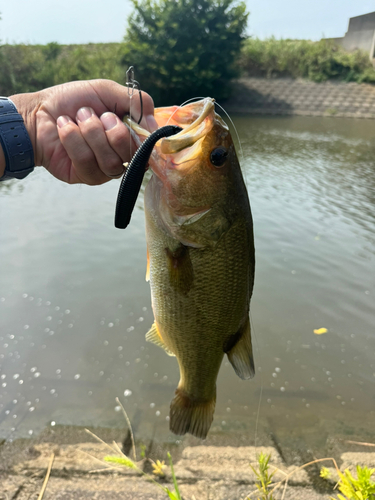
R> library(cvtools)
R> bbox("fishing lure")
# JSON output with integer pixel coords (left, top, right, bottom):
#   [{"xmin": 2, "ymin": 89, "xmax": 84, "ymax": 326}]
[
  {"xmin": 115, "ymin": 125, "xmax": 182, "ymax": 229},
  {"xmin": 115, "ymin": 66, "xmax": 182, "ymax": 229}
]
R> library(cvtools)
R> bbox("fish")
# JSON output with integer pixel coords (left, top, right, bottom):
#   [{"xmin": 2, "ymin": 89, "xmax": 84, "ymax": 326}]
[{"xmin": 125, "ymin": 98, "xmax": 255, "ymax": 439}]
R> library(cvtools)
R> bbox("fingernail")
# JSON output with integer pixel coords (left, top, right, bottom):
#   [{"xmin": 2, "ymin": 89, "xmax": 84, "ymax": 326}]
[
  {"xmin": 57, "ymin": 115, "xmax": 72, "ymax": 128},
  {"xmin": 77, "ymin": 107, "xmax": 94, "ymax": 122},
  {"xmin": 100, "ymin": 112, "xmax": 118, "ymax": 131},
  {"xmin": 146, "ymin": 114, "xmax": 158, "ymax": 132}
]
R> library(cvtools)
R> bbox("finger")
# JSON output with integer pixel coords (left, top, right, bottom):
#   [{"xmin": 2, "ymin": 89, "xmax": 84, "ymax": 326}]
[
  {"xmin": 100, "ymin": 112, "xmax": 136, "ymax": 163},
  {"xmin": 89, "ymin": 80, "xmax": 158, "ymax": 132},
  {"xmin": 56, "ymin": 115, "xmax": 109, "ymax": 185},
  {"xmin": 76, "ymin": 107, "xmax": 127, "ymax": 178},
  {"xmin": 128, "ymin": 91, "xmax": 158, "ymax": 132}
]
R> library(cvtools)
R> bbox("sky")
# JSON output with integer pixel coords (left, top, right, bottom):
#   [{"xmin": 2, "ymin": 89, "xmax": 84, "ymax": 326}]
[{"xmin": 1, "ymin": 0, "xmax": 375, "ymax": 45}]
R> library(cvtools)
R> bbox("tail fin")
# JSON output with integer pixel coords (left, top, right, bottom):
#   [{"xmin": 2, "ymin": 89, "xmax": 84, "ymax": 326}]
[{"xmin": 169, "ymin": 388, "xmax": 216, "ymax": 439}]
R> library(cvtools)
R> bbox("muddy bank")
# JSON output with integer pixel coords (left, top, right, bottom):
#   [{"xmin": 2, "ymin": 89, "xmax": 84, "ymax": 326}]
[{"xmin": 224, "ymin": 78, "xmax": 375, "ymax": 118}]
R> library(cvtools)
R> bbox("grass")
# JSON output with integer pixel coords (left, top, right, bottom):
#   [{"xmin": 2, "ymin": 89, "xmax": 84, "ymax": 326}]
[
  {"xmin": 245, "ymin": 454, "xmax": 375, "ymax": 500},
  {"xmin": 34, "ymin": 426, "xmax": 375, "ymax": 500},
  {"xmin": 31, "ymin": 398, "xmax": 375, "ymax": 499},
  {"xmin": 83, "ymin": 403, "xmax": 374, "ymax": 500},
  {"xmin": 0, "ymin": 42, "xmax": 127, "ymax": 95},
  {"xmin": 1, "ymin": 37, "xmax": 375, "ymax": 97},
  {"xmin": 102, "ymin": 450, "xmax": 182, "ymax": 500},
  {"xmin": 248, "ymin": 452, "xmax": 278, "ymax": 500},
  {"xmin": 83, "ymin": 398, "xmax": 183, "ymax": 500},
  {"xmin": 331, "ymin": 466, "xmax": 375, "ymax": 500},
  {"xmin": 238, "ymin": 38, "xmax": 375, "ymax": 84}
]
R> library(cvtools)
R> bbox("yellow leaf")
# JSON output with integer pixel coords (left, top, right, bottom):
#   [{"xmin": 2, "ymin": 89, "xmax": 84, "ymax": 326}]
[{"xmin": 314, "ymin": 328, "xmax": 328, "ymax": 335}]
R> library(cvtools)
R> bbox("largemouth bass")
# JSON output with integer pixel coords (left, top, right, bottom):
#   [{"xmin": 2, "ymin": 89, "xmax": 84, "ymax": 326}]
[{"xmin": 126, "ymin": 98, "xmax": 255, "ymax": 439}]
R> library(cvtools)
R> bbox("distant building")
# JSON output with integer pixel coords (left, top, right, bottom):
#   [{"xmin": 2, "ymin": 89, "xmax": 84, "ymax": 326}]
[{"xmin": 329, "ymin": 12, "xmax": 375, "ymax": 60}]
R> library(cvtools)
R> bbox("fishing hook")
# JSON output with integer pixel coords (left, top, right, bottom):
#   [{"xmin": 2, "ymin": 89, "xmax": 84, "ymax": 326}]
[{"xmin": 126, "ymin": 66, "xmax": 143, "ymax": 125}]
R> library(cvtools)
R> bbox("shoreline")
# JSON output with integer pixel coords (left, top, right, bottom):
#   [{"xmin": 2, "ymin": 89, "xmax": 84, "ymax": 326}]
[
  {"xmin": 1, "ymin": 423, "xmax": 375, "ymax": 499},
  {"xmin": 224, "ymin": 78, "xmax": 375, "ymax": 119}
]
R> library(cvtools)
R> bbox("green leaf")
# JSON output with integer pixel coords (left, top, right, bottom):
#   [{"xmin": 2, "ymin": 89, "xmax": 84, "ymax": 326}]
[
  {"xmin": 122, "ymin": 0, "xmax": 249, "ymax": 105},
  {"xmin": 168, "ymin": 451, "xmax": 182, "ymax": 500}
]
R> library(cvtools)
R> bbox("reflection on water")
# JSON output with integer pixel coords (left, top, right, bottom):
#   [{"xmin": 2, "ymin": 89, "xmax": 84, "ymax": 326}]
[{"xmin": 0, "ymin": 116, "xmax": 374, "ymax": 454}]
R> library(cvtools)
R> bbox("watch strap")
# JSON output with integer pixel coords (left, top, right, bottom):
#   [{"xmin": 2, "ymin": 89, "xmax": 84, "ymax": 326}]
[{"xmin": 0, "ymin": 97, "xmax": 35, "ymax": 181}]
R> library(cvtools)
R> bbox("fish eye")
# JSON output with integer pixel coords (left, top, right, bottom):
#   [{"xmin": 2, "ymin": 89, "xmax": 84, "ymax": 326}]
[{"xmin": 210, "ymin": 147, "xmax": 228, "ymax": 167}]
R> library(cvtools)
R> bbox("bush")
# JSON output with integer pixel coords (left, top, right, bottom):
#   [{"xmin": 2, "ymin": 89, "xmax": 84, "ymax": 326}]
[
  {"xmin": 0, "ymin": 42, "xmax": 126, "ymax": 95},
  {"xmin": 122, "ymin": 0, "xmax": 249, "ymax": 105},
  {"xmin": 239, "ymin": 37, "xmax": 375, "ymax": 83},
  {"xmin": 1, "ymin": 36, "xmax": 375, "ymax": 100}
]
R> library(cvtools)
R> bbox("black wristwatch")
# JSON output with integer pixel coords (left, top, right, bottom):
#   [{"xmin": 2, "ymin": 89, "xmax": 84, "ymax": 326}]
[{"xmin": 0, "ymin": 97, "xmax": 35, "ymax": 181}]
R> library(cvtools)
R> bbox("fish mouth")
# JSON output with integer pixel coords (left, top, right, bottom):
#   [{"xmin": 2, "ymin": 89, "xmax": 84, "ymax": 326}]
[{"xmin": 124, "ymin": 98, "xmax": 217, "ymax": 174}]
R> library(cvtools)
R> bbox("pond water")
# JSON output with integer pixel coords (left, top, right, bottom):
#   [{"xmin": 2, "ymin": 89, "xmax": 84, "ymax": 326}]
[{"xmin": 0, "ymin": 115, "xmax": 374, "ymax": 454}]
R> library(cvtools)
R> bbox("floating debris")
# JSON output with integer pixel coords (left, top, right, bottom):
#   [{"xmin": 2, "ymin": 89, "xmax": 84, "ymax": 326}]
[{"xmin": 314, "ymin": 327, "xmax": 328, "ymax": 335}]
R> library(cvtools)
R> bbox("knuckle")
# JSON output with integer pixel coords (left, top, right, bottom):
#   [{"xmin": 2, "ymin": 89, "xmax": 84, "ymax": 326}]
[
  {"xmin": 79, "ymin": 119, "xmax": 101, "ymax": 137},
  {"xmin": 105, "ymin": 157, "xmax": 123, "ymax": 175},
  {"xmin": 76, "ymin": 148, "xmax": 96, "ymax": 166},
  {"xmin": 110, "ymin": 130, "xmax": 129, "ymax": 150},
  {"xmin": 74, "ymin": 161, "xmax": 103, "ymax": 186},
  {"xmin": 60, "ymin": 123, "xmax": 79, "ymax": 140}
]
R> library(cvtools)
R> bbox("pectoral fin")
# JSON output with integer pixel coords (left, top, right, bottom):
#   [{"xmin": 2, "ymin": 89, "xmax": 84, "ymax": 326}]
[
  {"xmin": 165, "ymin": 244, "xmax": 194, "ymax": 295},
  {"xmin": 146, "ymin": 322, "xmax": 175, "ymax": 357},
  {"xmin": 224, "ymin": 317, "xmax": 255, "ymax": 380}
]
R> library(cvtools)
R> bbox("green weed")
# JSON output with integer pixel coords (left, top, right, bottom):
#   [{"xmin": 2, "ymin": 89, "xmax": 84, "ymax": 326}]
[
  {"xmin": 248, "ymin": 453, "xmax": 278, "ymax": 500},
  {"xmin": 321, "ymin": 466, "xmax": 331, "ymax": 479},
  {"xmin": 2, "ymin": 36, "xmax": 375, "ymax": 99},
  {"xmin": 239, "ymin": 38, "xmax": 375, "ymax": 84},
  {"xmin": 86, "ymin": 399, "xmax": 375, "ymax": 500},
  {"xmin": 103, "ymin": 451, "xmax": 181, "ymax": 500},
  {"xmin": 332, "ymin": 465, "xmax": 375, "ymax": 500}
]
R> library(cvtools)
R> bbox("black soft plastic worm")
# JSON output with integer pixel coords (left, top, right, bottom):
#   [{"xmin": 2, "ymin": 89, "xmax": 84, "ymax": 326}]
[{"xmin": 115, "ymin": 125, "xmax": 182, "ymax": 229}]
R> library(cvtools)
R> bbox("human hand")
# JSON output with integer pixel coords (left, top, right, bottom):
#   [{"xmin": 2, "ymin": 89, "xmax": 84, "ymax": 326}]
[{"xmin": 9, "ymin": 80, "xmax": 157, "ymax": 185}]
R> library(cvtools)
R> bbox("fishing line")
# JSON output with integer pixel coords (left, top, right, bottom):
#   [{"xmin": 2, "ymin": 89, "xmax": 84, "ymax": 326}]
[
  {"xmin": 165, "ymin": 97, "xmax": 245, "ymax": 171},
  {"xmin": 250, "ymin": 312, "xmax": 264, "ymax": 448},
  {"xmin": 164, "ymin": 96, "xmax": 206, "ymax": 126},
  {"xmin": 164, "ymin": 95, "xmax": 260, "ymax": 445},
  {"xmin": 126, "ymin": 67, "xmax": 135, "ymax": 170},
  {"xmin": 214, "ymin": 101, "xmax": 244, "ymax": 164},
  {"xmin": 129, "ymin": 93, "xmax": 132, "ymax": 170},
  {"xmin": 213, "ymin": 101, "xmax": 250, "ymax": 188}
]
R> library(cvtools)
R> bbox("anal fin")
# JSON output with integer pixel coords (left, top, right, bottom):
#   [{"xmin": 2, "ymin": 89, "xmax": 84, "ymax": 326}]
[
  {"xmin": 224, "ymin": 317, "xmax": 255, "ymax": 380},
  {"xmin": 146, "ymin": 322, "xmax": 175, "ymax": 357}
]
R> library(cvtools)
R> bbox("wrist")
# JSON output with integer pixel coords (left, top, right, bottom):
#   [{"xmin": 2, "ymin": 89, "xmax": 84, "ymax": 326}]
[
  {"xmin": 0, "ymin": 92, "xmax": 40, "ymax": 180},
  {"xmin": 10, "ymin": 92, "xmax": 39, "ymax": 164},
  {"xmin": 0, "ymin": 142, "xmax": 5, "ymax": 178}
]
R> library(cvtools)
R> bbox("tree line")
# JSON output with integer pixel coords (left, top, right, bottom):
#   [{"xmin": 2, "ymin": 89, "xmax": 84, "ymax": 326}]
[{"xmin": 1, "ymin": 0, "xmax": 374, "ymax": 106}]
